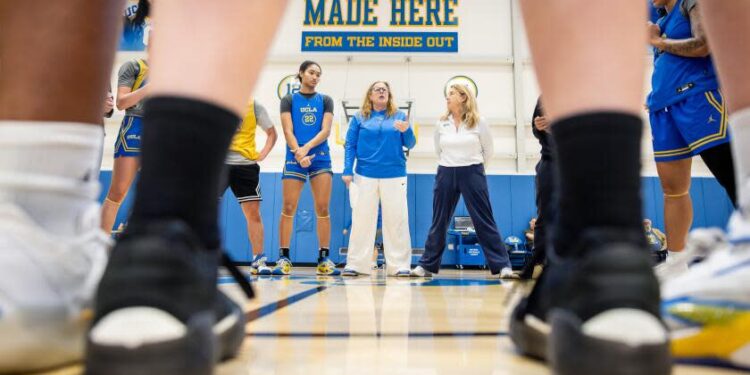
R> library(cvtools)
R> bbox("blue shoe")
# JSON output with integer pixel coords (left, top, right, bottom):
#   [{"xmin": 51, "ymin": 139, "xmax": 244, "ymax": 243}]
[
  {"xmin": 316, "ymin": 257, "xmax": 341, "ymax": 276},
  {"xmin": 662, "ymin": 214, "xmax": 750, "ymax": 370},
  {"xmin": 272, "ymin": 257, "xmax": 293, "ymax": 275},
  {"xmin": 250, "ymin": 253, "xmax": 271, "ymax": 275}
]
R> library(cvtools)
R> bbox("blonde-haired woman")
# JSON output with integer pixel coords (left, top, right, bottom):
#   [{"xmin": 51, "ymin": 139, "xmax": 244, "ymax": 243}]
[
  {"xmin": 342, "ymin": 81, "xmax": 416, "ymax": 276},
  {"xmin": 411, "ymin": 84, "xmax": 515, "ymax": 278}
]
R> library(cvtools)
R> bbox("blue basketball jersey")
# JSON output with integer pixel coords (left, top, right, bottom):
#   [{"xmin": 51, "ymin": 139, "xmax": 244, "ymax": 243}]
[
  {"xmin": 647, "ymin": 0, "xmax": 717, "ymax": 111},
  {"xmin": 289, "ymin": 92, "xmax": 330, "ymax": 161}
]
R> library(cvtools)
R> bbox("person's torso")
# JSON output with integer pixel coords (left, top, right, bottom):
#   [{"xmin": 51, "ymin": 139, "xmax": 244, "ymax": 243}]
[
  {"xmin": 227, "ymin": 101, "xmax": 259, "ymax": 165},
  {"xmin": 353, "ymin": 110, "xmax": 408, "ymax": 177},
  {"xmin": 125, "ymin": 59, "xmax": 149, "ymax": 117},
  {"xmin": 436, "ymin": 118, "xmax": 484, "ymax": 166},
  {"xmin": 289, "ymin": 92, "xmax": 330, "ymax": 160},
  {"xmin": 648, "ymin": 0, "xmax": 718, "ymax": 110}
]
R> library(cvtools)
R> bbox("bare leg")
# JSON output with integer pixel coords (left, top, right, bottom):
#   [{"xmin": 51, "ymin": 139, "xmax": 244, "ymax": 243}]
[
  {"xmin": 519, "ymin": 1, "xmax": 645, "ymax": 119},
  {"xmin": 279, "ymin": 179, "xmax": 305, "ymax": 249},
  {"xmin": 656, "ymin": 159, "xmax": 693, "ymax": 252},
  {"xmin": 87, "ymin": 1, "xmax": 290, "ymax": 373},
  {"xmin": 701, "ymin": 1, "xmax": 750, "ymax": 212},
  {"xmin": 0, "ymin": 1, "xmax": 123, "ymax": 372},
  {"xmin": 310, "ymin": 173, "xmax": 333, "ymax": 250},
  {"xmin": 101, "ymin": 157, "xmax": 140, "ymax": 232},
  {"xmin": 241, "ymin": 201, "xmax": 264, "ymax": 256},
  {"xmin": 512, "ymin": 2, "xmax": 669, "ymax": 374},
  {"xmin": 0, "ymin": 0, "xmax": 121, "ymax": 123}
]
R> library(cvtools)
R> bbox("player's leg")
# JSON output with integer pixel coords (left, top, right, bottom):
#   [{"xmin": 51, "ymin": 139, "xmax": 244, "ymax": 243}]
[
  {"xmin": 310, "ymin": 172, "xmax": 339, "ymax": 275},
  {"xmin": 86, "ymin": 1, "xmax": 289, "ymax": 374},
  {"xmin": 511, "ymin": 2, "xmax": 669, "ymax": 374},
  {"xmin": 654, "ymin": 158, "xmax": 693, "ymax": 279},
  {"xmin": 276, "ymin": 177, "xmax": 305, "ymax": 275},
  {"xmin": 0, "ymin": 0, "xmax": 123, "ymax": 371},
  {"xmin": 101, "ymin": 156, "xmax": 140, "ymax": 233},
  {"xmin": 661, "ymin": 1, "xmax": 750, "ymax": 369}
]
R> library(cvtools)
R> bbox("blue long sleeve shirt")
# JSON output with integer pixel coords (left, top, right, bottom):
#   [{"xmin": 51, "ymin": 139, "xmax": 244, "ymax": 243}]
[{"xmin": 343, "ymin": 109, "xmax": 416, "ymax": 178}]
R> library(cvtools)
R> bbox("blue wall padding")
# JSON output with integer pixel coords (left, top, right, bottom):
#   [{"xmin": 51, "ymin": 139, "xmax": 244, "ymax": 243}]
[{"xmin": 98, "ymin": 171, "xmax": 733, "ymax": 263}]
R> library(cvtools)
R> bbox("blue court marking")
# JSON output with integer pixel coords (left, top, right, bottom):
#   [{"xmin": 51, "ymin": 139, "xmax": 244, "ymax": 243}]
[
  {"xmin": 245, "ymin": 286, "xmax": 328, "ymax": 323},
  {"xmin": 246, "ymin": 331, "xmax": 508, "ymax": 338}
]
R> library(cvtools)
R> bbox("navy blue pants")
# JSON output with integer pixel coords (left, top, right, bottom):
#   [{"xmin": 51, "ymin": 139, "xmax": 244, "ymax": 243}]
[{"xmin": 418, "ymin": 164, "xmax": 511, "ymax": 274}]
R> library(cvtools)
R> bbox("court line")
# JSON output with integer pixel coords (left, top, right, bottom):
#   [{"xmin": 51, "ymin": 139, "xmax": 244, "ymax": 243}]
[
  {"xmin": 245, "ymin": 286, "xmax": 328, "ymax": 322},
  {"xmin": 245, "ymin": 331, "xmax": 508, "ymax": 338}
]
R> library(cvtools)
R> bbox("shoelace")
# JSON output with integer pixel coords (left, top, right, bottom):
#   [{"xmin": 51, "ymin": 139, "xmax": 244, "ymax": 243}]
[{"xmin": 221, "ymin": 252, "xmax": 255, "ymax": 299}]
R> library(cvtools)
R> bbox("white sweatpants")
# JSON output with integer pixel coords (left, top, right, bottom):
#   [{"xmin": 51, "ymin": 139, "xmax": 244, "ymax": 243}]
[{"xmin": 345, "ymin": 174, "xmax": 412, "ymax": 275}]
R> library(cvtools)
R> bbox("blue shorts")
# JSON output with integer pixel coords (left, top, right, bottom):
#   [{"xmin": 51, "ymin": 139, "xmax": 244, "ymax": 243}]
[
  {"xmin": 282, "ymin": 156, "xmax": 332, "ymax": 181},
  {"xmin": 114, "ymin": 115, "xmax": 142, "ymax": 158},
  {"xmin": 650, "ymin": 89, "xmax": 730, "ymax": 162}
]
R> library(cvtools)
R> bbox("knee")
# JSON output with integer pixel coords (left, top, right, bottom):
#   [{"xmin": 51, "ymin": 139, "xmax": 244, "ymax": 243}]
[
  {"xmin": 281, "ymin": 202, "xmax": 297, "ymax": 216},
  {"xmin": 315, "ymin": 205, "xmax": 330, "ymax": 218}
]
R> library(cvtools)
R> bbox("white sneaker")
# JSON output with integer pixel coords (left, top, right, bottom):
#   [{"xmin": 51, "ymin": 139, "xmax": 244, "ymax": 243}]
[
  {"xmin": 655, "ymin": 228, "xmax": 728, "ymax": 282},
  {"xmin": 662, "ymin": 217, "xmax": 750, "ymax": 370},
  {"xmin": 0, "ymin": 202, "xmax": 109, "ymax": 372},
  {"xmin": 498, "ymin": 267, "xmax": 519, "ymax": 279},
  {"xmin": 409, "ymin": 265, "xmax": 432, "ymax": 277}
]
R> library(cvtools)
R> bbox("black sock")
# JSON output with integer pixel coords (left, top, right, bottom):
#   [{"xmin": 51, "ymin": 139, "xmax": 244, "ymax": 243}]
[
  {"xmin": 319, "ymin": 247, "xmax": 329, "ymax": 259},
  {"xmin": 699, "ymin": 142, "xmax": 737, "ymax": 206},
  {"xmin": 551, "ymin": 112, "xmax": 644, "ymax": 258},
  {"xmin": 127, "ymin": 97, "xmax": 239, "ymax": 249},
  {"xmin": 280, "ymin": 247, "xmax": 290, "ymax": 258}
]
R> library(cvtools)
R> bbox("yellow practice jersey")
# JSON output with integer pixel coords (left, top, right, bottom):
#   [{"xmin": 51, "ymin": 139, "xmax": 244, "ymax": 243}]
[{"xmin": 229, "ymin": 100, "xmax": 260, "ymax": 161}]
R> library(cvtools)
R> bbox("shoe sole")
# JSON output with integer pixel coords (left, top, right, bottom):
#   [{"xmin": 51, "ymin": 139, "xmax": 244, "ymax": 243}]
[
  {"xmin": 85, "ymin": 300, "xmax": 245, "ymax": 375},
  {"xmin": 508, "ymin": 299, "xmax": 548, "ymax": 361},
  {"xmin": 549, "ymin": 308, "xmax": 671, "ymax": 375},
  {"xmin": 85, "ymin": 311, "xmax": 215, "ymax": 375}
]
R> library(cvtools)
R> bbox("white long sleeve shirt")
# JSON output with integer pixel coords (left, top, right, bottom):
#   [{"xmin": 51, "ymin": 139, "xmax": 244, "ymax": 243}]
[{"xmin": 434, "ymin": 116, "xmax": 494, "ymax": 167}]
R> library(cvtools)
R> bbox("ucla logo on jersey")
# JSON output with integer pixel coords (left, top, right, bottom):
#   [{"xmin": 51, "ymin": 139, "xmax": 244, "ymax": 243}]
[
  {"xmin": 444, "ymin": 75, "xmax": 479, "ymax": 98},
  {"xmin": 277, "ymin": 74, "xmax": 301, "ymax": 100}
]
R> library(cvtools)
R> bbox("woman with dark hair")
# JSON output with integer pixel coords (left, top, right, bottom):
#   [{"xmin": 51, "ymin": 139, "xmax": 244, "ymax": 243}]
[
  {"xmin": 275, "ymin": 61, "xmax": 339, "ymax": 275},
  {"xmin": 121, "ymin": 0, "xmax": 151, "ymax": 51},
  {"xmin": 341, "ymin": 81, "xmax": 416, "ymax": 277}
]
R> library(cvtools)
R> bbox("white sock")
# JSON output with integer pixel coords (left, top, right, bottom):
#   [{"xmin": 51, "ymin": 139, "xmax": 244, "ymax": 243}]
[
  {"xmin": 0, "ymin": 122, "xmax": 104, "ymax": 236},
  {"xmin": 730, "ymin": 108, "xmax": 750, "ymax": 214},
  {"xmin": 666, "ymin": 249, "xmax": 685, "ymax": 263}
]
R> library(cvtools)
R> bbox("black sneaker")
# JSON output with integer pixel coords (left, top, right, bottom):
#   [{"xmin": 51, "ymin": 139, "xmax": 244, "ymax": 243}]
[
  {"xmin": 85, "ymin": 220, "xmax": 248, "ymax": 375},
  {"xmin": 509, "ymin": 229, "xmax": 672, "ymax": 375}
]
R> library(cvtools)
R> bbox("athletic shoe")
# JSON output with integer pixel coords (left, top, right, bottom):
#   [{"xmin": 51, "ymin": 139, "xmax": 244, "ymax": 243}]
[
  {"xmin": 499, "ymin": 267, "xmax": 519, "ymax": 279},
  {"xmin": 316, "ymin": 257, "xmax": 341, "ymax": 276},
  {"xmin": 342, "ymin": 268, "xmax": 360, "ymax": 277},
  {"xmin": 655, "ymin": 228, "xmax": 727, "ymax": 282},
  {"xmin": 272, "ymin": 256, "xmax": 293, "ymax": 275},
  {"xmin": 395, "ymin": 269, "xmax": 411, "ymax": 277},
  {"xmin": 250, "ymin": 253, "xmax": 271, "ymax": 276},
  {"xmin": 509, "ymin": 229, "xmax": 671, "ymax": 375},
  {"xmin": 662, "ymin": 213, "xmax": 750, "ymax": 371},
  {"xmin": 0, "ymin": 203, "xmax": 109, "ymax": 373},
  {"xmin": 409, "ymin": 265, "xmax": 433, "ymax": 278},
  {"xmin": 85, "ymin": 220, "xmax": 248, "ymax": 375}
]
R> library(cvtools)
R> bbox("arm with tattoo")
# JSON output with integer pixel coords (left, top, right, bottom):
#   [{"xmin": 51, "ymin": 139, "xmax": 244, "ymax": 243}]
[{"xmin": 650, "ymin": 7, "xmax": 710, "ymax": 58}]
